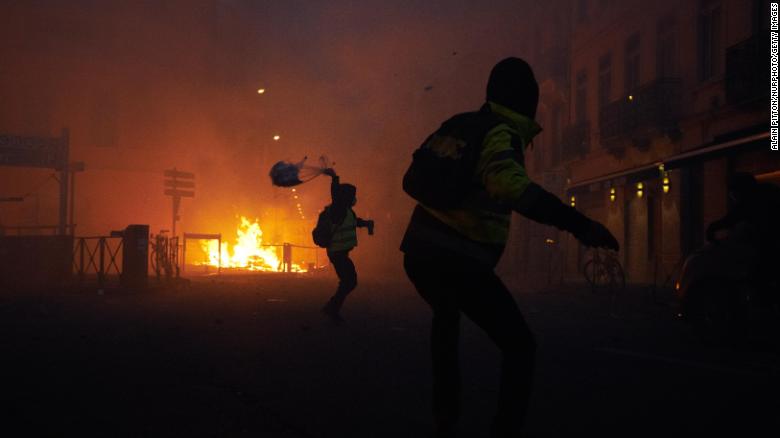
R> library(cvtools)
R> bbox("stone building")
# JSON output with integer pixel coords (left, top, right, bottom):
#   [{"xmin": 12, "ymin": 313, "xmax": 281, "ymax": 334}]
[{"xmin": 506, "ymin": 0, "xmax": 775, "ymax": 288}]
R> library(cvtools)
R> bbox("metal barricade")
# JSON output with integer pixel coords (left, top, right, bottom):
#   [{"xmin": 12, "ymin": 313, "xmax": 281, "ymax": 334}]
[
  {"xmin": 182, "ymin": 233, "xmax": 222, "ymax": 274},
  {"xmin": 72, "ymin": 236, "xmax": 123, "ymax": 287},
  {"xmin": 287, "ymin": 243, "xmax": 327, "ymax": 273}
]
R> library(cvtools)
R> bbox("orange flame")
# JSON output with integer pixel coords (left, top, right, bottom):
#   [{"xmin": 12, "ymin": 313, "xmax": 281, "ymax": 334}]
[{"xmin": 199, "ymin": 216, "xmax": 305, "ymax": 272}]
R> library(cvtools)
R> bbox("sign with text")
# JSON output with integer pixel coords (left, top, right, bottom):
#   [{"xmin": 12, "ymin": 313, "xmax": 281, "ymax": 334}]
[
  {"xmin": 0, "ymin": 134, "xmax": 67, "ymax": 168},
  {"xmin": 164, "ymin": 169, "xmax": 195, "ymax": 179},
  {"xmin": 164, "ymin": 189, "xmax": 195, "ymax": 198},
  {"xmin": 164, "ymin": 168, "xmax": 195, "ymax": 236}
]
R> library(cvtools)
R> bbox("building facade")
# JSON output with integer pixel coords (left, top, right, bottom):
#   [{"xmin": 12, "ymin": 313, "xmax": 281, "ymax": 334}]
[{"xmin": 506, "ymin": 0, "xmax": 775, "ymax": 288}]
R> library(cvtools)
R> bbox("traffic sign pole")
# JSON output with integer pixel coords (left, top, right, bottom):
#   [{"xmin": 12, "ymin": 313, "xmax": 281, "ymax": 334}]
[{"xmin": 164, "ymin": 168, "xmax": 195, "ymax": 238}]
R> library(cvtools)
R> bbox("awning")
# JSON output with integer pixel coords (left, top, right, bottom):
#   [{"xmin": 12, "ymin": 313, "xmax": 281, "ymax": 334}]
[{"xmin": 566, "ymin": 131, "xmax": 769, "ymax": 194}]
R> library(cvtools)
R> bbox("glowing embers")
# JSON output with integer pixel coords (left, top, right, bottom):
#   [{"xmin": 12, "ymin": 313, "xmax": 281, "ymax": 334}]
[{"xmin": 199, "ymin": 216, "xmax": 305, "ymax": 272}]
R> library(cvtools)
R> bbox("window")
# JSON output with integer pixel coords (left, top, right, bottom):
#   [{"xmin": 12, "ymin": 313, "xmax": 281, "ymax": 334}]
[
  {"xmin": 598, "ymin": 53, "xmax": 612, "ymax": 108},
  {"xmin": 656, "ymin": 16, "xmax": 677, "ymax": 78},
  {"xmin": 624, "ymin": 33, "xmax": 641, "ymax": 95},
  {"xmin": 698, "ymin": 0, "xmax": 722, "ymax": 81},
  {"xmin": 576, "ymin": 70, "xmax": 588, "ymax": 122}
]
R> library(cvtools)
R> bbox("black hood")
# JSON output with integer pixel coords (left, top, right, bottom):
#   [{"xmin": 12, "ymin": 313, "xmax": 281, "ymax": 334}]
[{"xmin": 486, "ymin": 57, "xmax": 539, "ymax": 120}]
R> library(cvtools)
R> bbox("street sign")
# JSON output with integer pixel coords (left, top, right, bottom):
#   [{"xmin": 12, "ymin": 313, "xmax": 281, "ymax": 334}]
[
  {"xmin": 163, "ymin": 168, "xmax": 195, "ymax": 236},
  {"xmin": 164, "ymin": 189, "xmax": 195, "ymax": 198},
  {"xmin": 0, "ymin": 129, "xmax": 71, "ymax": 235},
  {"xmin": 0, "ymin": 134, "xmax": 67, "ymax": 169},
  {"xmin": 164, "ymin": 179, "xmax": 195, "ymax": 189},
  {"xmin": 164, "ymin": 169, "xmax": 195, "ymax": 179}
]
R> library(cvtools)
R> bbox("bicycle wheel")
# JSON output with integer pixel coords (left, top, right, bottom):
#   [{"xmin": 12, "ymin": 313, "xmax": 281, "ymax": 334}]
[
  {"xmin": 606, "ymin": 259, "xmax": 626, "ymax": 317},
  {"xmin": 584, "ymin": 259, "xmax": 609, "ymax": 292}
]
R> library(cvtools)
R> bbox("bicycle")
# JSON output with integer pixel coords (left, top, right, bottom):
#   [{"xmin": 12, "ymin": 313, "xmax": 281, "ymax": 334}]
[{"xmin": 582, "ymin": 248, "xmax": 626, "ymax": 317}]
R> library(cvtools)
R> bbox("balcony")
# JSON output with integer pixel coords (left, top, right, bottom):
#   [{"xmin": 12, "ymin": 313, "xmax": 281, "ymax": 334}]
[
  {"xmin": 598, "ymin": 78, "xmax": 682, "ymax": 156},
  {"xmin": 726, "ymin": 31, "xmax": 769, "ymax": 106},
  {"xmin": 560, "ymin": 120, "xmax": 590, "ymax": 160}
]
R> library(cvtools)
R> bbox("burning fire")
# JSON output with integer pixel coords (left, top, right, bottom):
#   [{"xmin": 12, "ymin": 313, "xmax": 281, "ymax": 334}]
[{"xmin": 200, "ymin": 216, "xmax": 305, "ymax": 272}]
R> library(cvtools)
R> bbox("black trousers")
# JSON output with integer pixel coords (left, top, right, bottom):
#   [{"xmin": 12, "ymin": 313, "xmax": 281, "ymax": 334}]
[
  {"xmin": 404, "ymin": 254, "xmax": 536, "ymax": 436},
  {"xmin": 326, "ymin": 250, "xmax": 358, "ymax": 311}
]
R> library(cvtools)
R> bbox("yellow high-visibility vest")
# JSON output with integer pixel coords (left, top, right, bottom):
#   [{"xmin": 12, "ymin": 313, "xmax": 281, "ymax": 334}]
[{"xmin": 328, "ymin": 209, "xmax": 357, "ymax": 252}]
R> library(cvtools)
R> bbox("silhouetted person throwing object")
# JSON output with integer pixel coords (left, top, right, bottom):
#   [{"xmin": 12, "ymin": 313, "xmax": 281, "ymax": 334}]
[
  {"xmin": 318, "ymin": 168, "xmax": 374, "ymax": 323},
  {"xmin": 401, "ymin": 57, "xmax": 619, "ymax": 438}
]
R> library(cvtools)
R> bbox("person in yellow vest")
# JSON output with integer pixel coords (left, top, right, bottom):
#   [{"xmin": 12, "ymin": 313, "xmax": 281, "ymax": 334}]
[
  {"xmin": 321, "ymin": 168, "xmax": 374, "ymax": 323},
  {"xmin": 401, "ymin": 58, "xmax": 619, "ymax": 438}
]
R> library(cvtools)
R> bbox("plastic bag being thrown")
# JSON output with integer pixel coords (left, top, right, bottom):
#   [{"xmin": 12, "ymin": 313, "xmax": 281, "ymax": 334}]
[{"xmin": 269, "ymin": 156, "xmax": 333, "ymax": 187}]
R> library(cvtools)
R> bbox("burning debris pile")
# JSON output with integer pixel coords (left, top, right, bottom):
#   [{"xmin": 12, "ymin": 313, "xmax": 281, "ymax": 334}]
[{"xmin": 198, "ymin": 216, "xmax": 305, "ymax": 272}]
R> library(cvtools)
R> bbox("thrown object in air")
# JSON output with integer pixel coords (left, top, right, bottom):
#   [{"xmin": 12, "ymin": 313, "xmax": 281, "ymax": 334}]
[{"xmin": 269, "ymin": 156, "xmax": 333, "ymax": 187}]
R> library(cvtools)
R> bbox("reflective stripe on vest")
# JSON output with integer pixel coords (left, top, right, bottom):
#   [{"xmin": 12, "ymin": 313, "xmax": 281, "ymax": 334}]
[
  {"xmin": 328, "ymin": 209, "xmax": 357, "ymax": 252},
  {"xmin": 420, "ymin": 124, "xmax": 523, "ymax": 246}
]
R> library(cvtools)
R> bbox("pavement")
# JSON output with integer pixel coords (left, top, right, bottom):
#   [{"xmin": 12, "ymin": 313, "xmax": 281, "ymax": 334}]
[{"xmin": 2, "ymin": 273, "xmax": 778, "ymax": 437}]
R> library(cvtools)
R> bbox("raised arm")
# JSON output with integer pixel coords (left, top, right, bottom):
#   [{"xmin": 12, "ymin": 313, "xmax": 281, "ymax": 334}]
[{"xmin": 323, "ymin": 168, "xmax": 340, "ymax": 203}]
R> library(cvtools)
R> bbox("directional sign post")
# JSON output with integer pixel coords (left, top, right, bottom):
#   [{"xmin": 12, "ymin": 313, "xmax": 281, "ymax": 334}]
[{"xmin": 163, "ymin": 168, "xmax": 195, "ymax": 236}]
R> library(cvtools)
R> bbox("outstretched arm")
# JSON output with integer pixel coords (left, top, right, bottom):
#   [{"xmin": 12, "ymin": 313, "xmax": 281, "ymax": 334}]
[
  {"xmin": 512, "ymin": 184, "xmax": 618, "ymax": 250},
  {"xmin": 356, "ymin": 217, "xmax": 370, "ymax": 227},
  {"xmin": 479, "ymin": 127, "xmax": 618, "ymax": 250},
  {"xmin": 356, "ymin": 216, "xmax": 374, "ymax": 234}
]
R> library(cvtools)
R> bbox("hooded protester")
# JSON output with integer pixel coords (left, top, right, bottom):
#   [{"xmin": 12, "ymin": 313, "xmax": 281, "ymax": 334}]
[
  {"xmin": 401, "ymin": 57, "xmax": 619, "ymax": 437},
  {"xmin": 320, "ymin": 168, "xmax": 374, "ymax": 323}
]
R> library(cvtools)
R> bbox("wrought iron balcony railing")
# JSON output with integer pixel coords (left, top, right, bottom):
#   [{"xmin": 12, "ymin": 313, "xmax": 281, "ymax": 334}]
[{"xmin": 598, "ymin": 78, "xmax": 682, "ymax": 155}]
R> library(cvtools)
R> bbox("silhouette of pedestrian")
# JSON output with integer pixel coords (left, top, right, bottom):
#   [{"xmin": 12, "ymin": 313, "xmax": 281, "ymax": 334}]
[
  {"xmin": 320, "ymin": 168, "xmax": 374, "ymax": 323},
  {"xmin": 401, "ymin": 57, "xmax": 619, "ymax": 438},
  {"xmin": 707, "ymin": 172, "xmax": 780, "ymax": 288}
]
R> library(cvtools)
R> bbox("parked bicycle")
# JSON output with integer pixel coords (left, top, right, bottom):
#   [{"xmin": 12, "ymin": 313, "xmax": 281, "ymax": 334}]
[{"xmin": 582, "ymin": 248, "xmax": 626, "ymax": 316}]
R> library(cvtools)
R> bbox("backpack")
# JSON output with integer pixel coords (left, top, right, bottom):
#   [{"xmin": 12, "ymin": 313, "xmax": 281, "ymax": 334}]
[
  {"xmin": 402, "ymin": 109, "xmax": 504, "ymax": 209},
  {"xmin": 312, "ymin": 206, "xmax": 336, "ymax": 248}
]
